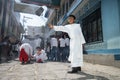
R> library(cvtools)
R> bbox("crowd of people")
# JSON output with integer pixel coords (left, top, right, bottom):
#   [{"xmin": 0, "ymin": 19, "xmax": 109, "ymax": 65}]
[
  {"xmin": 1, "ymin": 15, "xmax": 85, "ymax": 74},
  {"xmin": 47, "ymin": 33, "xmax": 70, "ymax": 62},
  {"xmin": 18, "ymin": 33, "xmax": 70, "ymax": 64}
]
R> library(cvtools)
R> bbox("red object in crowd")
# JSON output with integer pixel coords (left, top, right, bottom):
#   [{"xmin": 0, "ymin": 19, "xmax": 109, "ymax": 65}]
[
  {"xmin": 37, "ymin": 59, "xmax": 43, "ymax": 63},
  {"xmin": 19, "ymin": 48, "xmax": 29, "ymax": 62}
]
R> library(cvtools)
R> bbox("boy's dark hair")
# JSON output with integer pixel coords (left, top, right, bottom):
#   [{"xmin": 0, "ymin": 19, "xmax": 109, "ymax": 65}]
[
  {"xmin": 36, "ymin": 47, "xmax": 41, "ymax": 50},
  {"xmin": 69, "ymin": 15, "xmax": 76, "ymax": 20}
]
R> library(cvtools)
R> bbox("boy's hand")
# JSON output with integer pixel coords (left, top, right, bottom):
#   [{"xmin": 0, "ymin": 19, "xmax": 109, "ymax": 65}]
[{"xmin": 48, "ymin": 24, "xmax": 54, "ymax": 29}]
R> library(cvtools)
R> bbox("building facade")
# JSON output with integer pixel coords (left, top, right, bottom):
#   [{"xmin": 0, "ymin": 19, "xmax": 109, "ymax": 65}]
[
  {"xmin": 0, "ymin": 0, "xmax": 24, "ymax": 61},
  {"xmin": 47, "ymin": 0, "xmax": 120, "ymax": 67}
]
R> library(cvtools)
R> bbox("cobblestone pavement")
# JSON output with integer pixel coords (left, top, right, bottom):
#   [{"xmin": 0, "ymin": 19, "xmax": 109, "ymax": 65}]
[{"xmin": 0, "ymin": 59, "xmax": 120, "ymax": 80}]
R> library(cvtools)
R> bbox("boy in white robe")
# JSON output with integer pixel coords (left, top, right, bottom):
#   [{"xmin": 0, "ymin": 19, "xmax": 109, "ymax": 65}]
[
  {"xmin": 19, "ymin": 43, "xmax": 33, "ymax": 64},
  {"xmin": 48, "ymin": 15, "xmax": 85, "ymax": 73},
  {"xmin": 34, "ymin": 47, "xmax": 47, "ymax": 63}
]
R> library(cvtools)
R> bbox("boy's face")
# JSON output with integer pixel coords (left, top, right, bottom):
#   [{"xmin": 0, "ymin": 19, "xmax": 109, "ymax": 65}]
[
  {"xmin": 67, "ymin": 16, "xmax": 75, "ymax": 24},
  {"xmin": 37, "ymin": 49, "xmax": 41, "ymax": 55}
]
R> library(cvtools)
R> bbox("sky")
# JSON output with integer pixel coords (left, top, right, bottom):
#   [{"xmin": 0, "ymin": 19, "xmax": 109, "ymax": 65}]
[{"xmin": 16, "ymin": 0, "xmax": 48, "ymax": 27}]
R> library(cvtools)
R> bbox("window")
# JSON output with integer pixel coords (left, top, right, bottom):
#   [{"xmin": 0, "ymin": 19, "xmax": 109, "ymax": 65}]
[
  {"xmin": 62, "ymin": 4, "xmax": 65, "ymax": 15},
  {"xmin": 82, "ymin": 8, "xmax": 103, "ymax": 43},
  {"xmin": 0, "ymin": 1, "xmax": 2, "ymax": 14},
  {"xmin": 69, "ymin": 0, "xmax": 74, "ymax": 6},
  {"xmin": 66, "ymin": 1, "xmax": 69, "ymax": 12}
]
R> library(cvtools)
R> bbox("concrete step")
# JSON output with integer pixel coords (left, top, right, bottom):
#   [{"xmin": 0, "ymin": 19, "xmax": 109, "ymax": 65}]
[{"xmin": 84, "ymin": 54, "xmax": 120, "ymax": 68}]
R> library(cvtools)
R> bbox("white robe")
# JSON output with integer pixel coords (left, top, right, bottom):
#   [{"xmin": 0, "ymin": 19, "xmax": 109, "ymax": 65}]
[
  {"xmin": 19, "ymin": 43, "xmax": 33, "ymax": 57},
  {"xmin": 54, "ymin": 23, "xmax": 85, "ymax": 67},
  {"xmin": 34, "ymin": 50, "xmax": 48, "ymax": 62}
]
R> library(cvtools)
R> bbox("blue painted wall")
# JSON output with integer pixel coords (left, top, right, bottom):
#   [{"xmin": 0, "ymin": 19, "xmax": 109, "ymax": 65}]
[
  {"xmin": 85, "ymin": 0, "xmax": 120, "ymax": 56},
  {"xmin": 118, "ymin": 0, "xmax": 120, "ymax": 30},
  {"xmin": 101, "ymin": 0, "xmax": 120, "ymax": 41}
]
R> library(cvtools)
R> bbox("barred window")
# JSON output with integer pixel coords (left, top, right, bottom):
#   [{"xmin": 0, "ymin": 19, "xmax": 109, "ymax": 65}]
[
  {"xmin": 69, "ymin": 0, "xmax": 74, "ymax": 6},
  {"xmin": 82, "ymin": 8, "xmax": 103, "ymax": 43},
  {"xmin": 0, "ymin": 1, "xmax": 2, "ymax": 14}
]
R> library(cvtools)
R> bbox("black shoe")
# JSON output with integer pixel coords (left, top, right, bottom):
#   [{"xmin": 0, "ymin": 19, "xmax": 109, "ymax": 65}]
[
  {"xmin": 77, "ymin": 67, "xmax": 81, "ymax": 71},
  {"xmin": 67, "ymin": 70, "xmax": 78, "ymax": 73},
  {"xmin": 67, "ymin": 67, "xmax": 78, "ymax": 73}
]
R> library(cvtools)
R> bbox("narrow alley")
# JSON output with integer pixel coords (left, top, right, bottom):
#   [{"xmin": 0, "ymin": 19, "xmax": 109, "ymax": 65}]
[{"xmin": 0, "ymin": 0, "xmax": 120, "ymax": 80}]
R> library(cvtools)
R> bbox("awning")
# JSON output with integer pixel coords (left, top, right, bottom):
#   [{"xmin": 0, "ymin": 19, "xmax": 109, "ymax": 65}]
[
  {"xmin": 21, "ymin": 0, "xmax": 61, "ymax": 9},
  {"xmin": 14, "ymin": 1, "xmax": 43, "ymax": 15},
  {"xmin": 14, "ymin": 0, "xmax": 59, "ymax": 15}
]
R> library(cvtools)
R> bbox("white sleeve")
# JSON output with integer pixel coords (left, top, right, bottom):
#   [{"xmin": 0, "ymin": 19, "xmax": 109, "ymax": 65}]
[
  {"xmin": 53, "ymin": 25, "xmax": 68, "ymax": 33},
  {"xmin": 34, "ymin": 54, "xmax": 36, "ymax": 57}
]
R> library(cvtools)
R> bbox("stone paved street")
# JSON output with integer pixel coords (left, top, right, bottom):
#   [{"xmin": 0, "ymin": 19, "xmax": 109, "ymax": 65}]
[{"xmin": 0, "ymin": 59, "xmax": 120, "ymax": 80}]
